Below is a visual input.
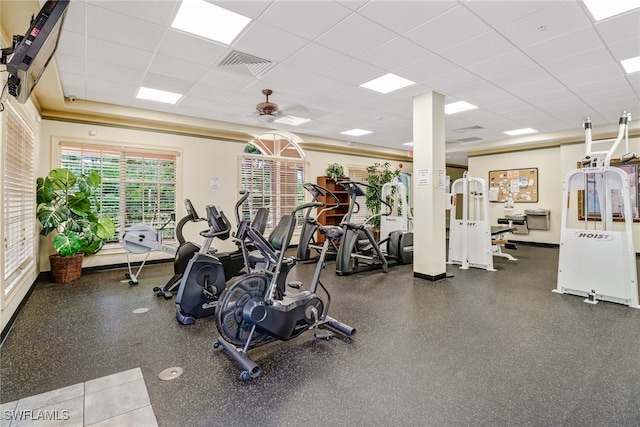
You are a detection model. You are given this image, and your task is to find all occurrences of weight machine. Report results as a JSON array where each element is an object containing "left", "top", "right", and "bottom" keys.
[
  {"left": 554, "top": 112, "right": 639, "bottom": 308},
  {"left": 448, "top": 173, "right": 517, "bottom": 271}
]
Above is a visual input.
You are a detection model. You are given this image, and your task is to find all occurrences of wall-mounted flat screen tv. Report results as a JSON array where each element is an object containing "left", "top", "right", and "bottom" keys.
[{"left": 7, "top": 0, "right": 70, "bottom": 104}]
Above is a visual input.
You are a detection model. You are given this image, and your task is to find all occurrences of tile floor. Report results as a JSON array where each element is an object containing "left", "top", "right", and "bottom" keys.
[{"left": 0, "top": 368, "right": 157, "bottom": 427}]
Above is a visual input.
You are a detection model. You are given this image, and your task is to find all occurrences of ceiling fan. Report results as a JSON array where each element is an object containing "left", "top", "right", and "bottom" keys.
[{"left": 256, "top": 89, "right": 279, "bottom": 123}]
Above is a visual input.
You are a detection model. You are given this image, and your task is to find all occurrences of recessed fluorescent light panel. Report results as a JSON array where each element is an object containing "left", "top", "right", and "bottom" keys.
[
  {"left": 136, "top": 87, "right": 182, "bottom": 104},
  {"left": 445, "top": 101, "right": 477, "bottom": 115},
  {"left": 621, "top": 56, "right": 640, "bottom": 74},
  {"left": 582, "top": 0, "right": 639, "bottom": 21},
  {"left": 172, "top": 0, "right": 251, "bottom": 45},
  {"left": 402, "top": 142, "right": 414, "bottom": 147},
  {"left": 274, "top": 115, "right": 311, "bottom": 126},
  {"left": 341, "top": 129, "right": 372, "bottom": 136},
  {"left": 360, "top": 73, "right": 415, "bottom": 94},
  {"left": 504, "top": 128, "right": 537, "bottom": 136}
]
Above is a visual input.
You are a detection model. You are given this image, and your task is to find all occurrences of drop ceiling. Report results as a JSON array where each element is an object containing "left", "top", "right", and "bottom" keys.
[{"left": 5, "top": 0, "right": 640, "bottom": 165}]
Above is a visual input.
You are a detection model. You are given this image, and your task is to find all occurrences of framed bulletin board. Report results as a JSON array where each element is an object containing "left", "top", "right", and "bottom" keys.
[{"left": 488, "top": 168, "right": 538, "bottom": 203}]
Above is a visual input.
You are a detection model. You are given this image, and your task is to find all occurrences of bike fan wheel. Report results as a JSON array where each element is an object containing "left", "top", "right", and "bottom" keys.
[{"left": 216, "top": 273, "right": 270, "bottom": 347}]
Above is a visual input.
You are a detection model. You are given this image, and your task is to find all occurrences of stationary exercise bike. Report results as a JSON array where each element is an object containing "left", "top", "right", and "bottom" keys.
[
  {"left": 174, "top": 192, "right": 274, "bottom": 325},
  {"left": 153, "top": 197, "right": 267, "bottom": 299},
  {"left": 296, "top": 182, "right": 341, "bottom": 262},
  {"left": 335, "top": 180, "right": 413, "bottom": 276},
  {"left": 214, "top": 201, "right": 356, "bottom": 381}
]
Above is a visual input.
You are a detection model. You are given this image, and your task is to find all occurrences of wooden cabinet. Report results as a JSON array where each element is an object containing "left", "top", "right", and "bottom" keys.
[{"left": 316, "top": 176, "right": 350, "bottom": 243}]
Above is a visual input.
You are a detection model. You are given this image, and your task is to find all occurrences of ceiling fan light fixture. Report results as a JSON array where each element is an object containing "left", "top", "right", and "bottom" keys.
[{"left": 259, "top": 114, "right": 277, "bottom": 123}]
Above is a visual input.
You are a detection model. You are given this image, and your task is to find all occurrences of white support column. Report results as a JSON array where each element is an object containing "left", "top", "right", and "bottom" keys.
[{"left": 412, "top": 91, "right": 447, "bottom": 281}]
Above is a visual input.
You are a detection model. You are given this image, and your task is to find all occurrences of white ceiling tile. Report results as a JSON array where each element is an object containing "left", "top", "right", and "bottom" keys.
[
  {"left": 464, "top": 0, "right": 561, "bottom": 28},
  {"left": 286, "top": 43, "right": 352, "bottom": 75},
  {"left": 466, "top": 50, "right": 538, "bottom": 80},
  {"left": 359, "top": 37, "right": 432, "bottom": 71},
  {"left": 156, "top": 29, "right": 229, "bottom": 68},
  {"left": 234, "top": 21, "right": 309, "bottom": 62},
  {"left": 198, "top": 69, "right": 258, "bottom": 92},
  {"left": 487, "top": 66, "right": 552, "bottom": 91},
  {"left": 147, "top": 53, "right": 209, "bottom": 82},
  {"left": 187, "top": 84, "right": 238, "bottom": 103},
  {"left": 508, "top": 78, "right": 568, "bottom": 99},
  {"left": 86, "top": 77, "right": 138, "bottom": 105},
  {"left": 497, "top": 1, "right": 592, "bottom": 48},
  {"left": 259, "top": 63, "right": 321, "bottom": 88},
  {"left": 86, "top": 4, "right": 166, "bottom": 52},
  {"left": 484, "top": 98, "right": 535, "bottom": 114},
  {"left": 394, "top": 55, "right": 458, "bottom": 84},
  {"left": 524, "top": 26, "right": 606, "bottom": 64},
  {"left": 259, "top": 1, "right": 352, "bottom": 40},
  {"left": 358, "top": 1, "right": 458, "bottom": 34},
  {"left": 56, "top": 30, "right": 85, "bottom": 57},
  {"left": 59, "top": 72, "right": 86, "bottom": 99},
  {"left": 456, "top": 87, "right": 516, "bottom": 108},
  {"left": 607, "top": 37, "right": 640, "bottom": 62},
  {"left": 595, "top": 8, "right": 640, "bottom": 45},
  {"left": 557, "top": 64, "right": 627, "bottom": 90},
  {"left": 141, "top": 72, "right": 195, "bottom": 95},
  {"left": 86, "top": 60, "right": 144, "bottom": 86},
  {"left": 56, "top": 54, "right": 86, "bottom": 77},
  {"left": 576, "top": 78, "right": 637, "bottom": 100},
  {"left": 439, "top": 31, "right": 515, "bottom": 68},
  {"left": 541, "top": 46, "right": 614, "bottom": 76},
  {"left": 426, "top": 69, "right": 486, "bottom": 94},
  {"left": 89, "top": 0, "right": 179, "bottom": 25},
  {"left": 314, "top": 13, "right": 397, "bottom": 57},
  {"left": 323, "top": 59, "right": 385, "bottom": 85},
  {"left": 62, "top": 0, "right": 86, "bottom": 34},
  {"left": 298, "top": 76, "right": 353, "bottom": 97},
  {"left": 86, "top": 37, "right": 154, "bottom": 71},
  {"left": 334, "top": 1, "right": 369, "bottom": 11},
  {"left": 213, "top": 1, "right": 274, "bottom": 19},
  {"left": 404, "top": 4, "right": 492, "bottom": 52}
]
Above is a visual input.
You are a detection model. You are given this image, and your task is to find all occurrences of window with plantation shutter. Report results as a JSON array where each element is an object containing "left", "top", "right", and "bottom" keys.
[
  {"left": 239, "top": 132, "right": 306, "bottom": 229},
  {"left": 59, "top": 144, "right": 177, "bottom": 242},
  {"left": 3, "top": 103, "right": 36, "bottom": 297}
]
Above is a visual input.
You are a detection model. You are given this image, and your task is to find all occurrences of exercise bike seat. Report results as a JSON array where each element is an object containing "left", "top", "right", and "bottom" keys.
[{"left": 248, "top": 215, "right": 295, "bottom": 266}]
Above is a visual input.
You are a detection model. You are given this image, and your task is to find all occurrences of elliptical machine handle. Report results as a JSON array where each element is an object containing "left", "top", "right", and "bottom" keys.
[{"left": 235, "top": 191, "right": 250, "bottom": 226}]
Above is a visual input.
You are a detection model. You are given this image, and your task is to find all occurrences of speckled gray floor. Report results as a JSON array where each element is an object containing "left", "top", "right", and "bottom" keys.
[{"left": 1, "top": 245, "right": 640, "bottom": 427}]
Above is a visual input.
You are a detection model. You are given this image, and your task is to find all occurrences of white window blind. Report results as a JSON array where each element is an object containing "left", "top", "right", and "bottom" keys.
[
  {"left": 239, "top": 154, "right": 306, "bottom": 229},
  {"left": 60, "top": 145, "right": 177, "bottom": 241},
  {"left": 3, "top": 104, "right": 36, "bottom": 296}
]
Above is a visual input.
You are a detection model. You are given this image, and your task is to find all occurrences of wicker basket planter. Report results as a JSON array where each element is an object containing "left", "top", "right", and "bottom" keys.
[{"left": 49, "top": 253, "right": 84, "bottom": 283}]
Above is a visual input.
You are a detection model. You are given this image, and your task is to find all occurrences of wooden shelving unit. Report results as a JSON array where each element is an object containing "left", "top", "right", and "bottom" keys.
[{"left": 316, "top": 176, "right": 350, "bottom": 243}]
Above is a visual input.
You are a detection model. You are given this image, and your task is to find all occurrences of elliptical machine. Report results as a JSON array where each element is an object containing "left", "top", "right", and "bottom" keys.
[
  {"left": 296, "top": 182, "right": 341, "bottom": 262},
  {"left": 335, "top": 180, "right": 413, "bottom": 276},
  {"left": 214, "top": 201, "right": 356, "bottom": 381}
]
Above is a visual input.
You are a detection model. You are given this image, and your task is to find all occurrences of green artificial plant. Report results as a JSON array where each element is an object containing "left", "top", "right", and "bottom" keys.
[
  {"left": 36, "top": 168, "right": 116, "bottom": 257},
  {"left": 325, "top": 163, "right": 345, "bottom": 181},
  {"left": 365, "top": 162, "right": 400, "bottom": 228}
]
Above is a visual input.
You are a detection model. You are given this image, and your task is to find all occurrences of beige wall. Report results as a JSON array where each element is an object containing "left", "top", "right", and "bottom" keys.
[
  {"left": 468, "top": 136, "right": 640, "bottom": 247},
  {"left": 37, "top": 119, "right": 412, "bottom": 272}
]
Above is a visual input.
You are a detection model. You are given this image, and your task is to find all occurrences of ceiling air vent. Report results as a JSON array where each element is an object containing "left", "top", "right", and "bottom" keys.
[
  {"left": 218, "top": 50, "right": 276, "bottom": 78},
  {"left": 454, "top": 125, "right": 485, "bottom": 133},
  {"left": 457, "top": 137, "right": 483, "bottom": 143}
]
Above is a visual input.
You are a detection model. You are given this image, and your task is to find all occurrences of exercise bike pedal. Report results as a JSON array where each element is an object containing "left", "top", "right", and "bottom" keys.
[
  {"left": 288, "top": 281, "right": 302, "bottom": 289},
  {"left": 314, "top": 328, "right": 334, "bottom": 340}
]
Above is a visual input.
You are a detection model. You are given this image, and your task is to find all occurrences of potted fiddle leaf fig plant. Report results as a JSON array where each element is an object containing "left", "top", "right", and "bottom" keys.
[{"left": 36, "top": 168, "right": 116, "bottom": 283}]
